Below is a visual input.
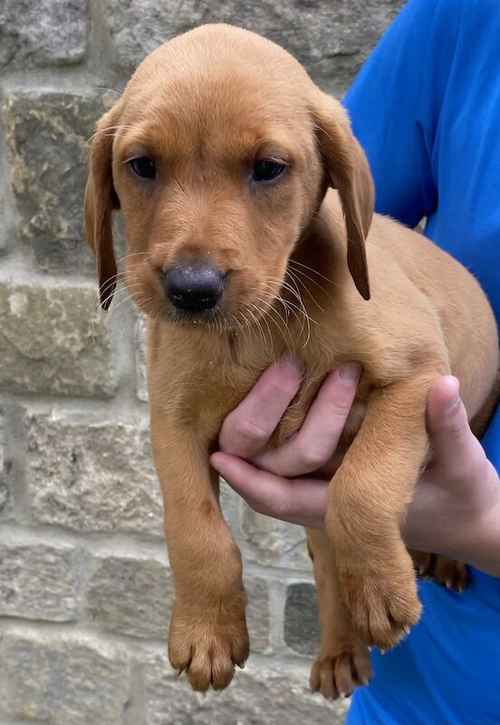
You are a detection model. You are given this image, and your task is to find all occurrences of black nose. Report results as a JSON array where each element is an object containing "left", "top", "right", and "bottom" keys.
[{"left": 163, "top": 263, "right": 225, "bottom": 311}]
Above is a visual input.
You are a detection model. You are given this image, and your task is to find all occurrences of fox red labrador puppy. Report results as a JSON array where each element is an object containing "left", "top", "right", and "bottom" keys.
[{"left": 85, "top": 24, "right": 499, "bottom": 697}]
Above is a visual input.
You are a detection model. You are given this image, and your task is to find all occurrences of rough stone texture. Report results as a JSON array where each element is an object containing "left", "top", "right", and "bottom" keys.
[
  {"left": 25, "top": 411, "right": 163, "bottom": 535},
  {"left": 144, "top": 655, "right": 349, "bottom": 725},
  {"left": 85, "top": 551, "right": 271, "bottom": 653},
  {"left": 2, "top": 89, "right": 102, "bottom": 273},
  {"left": 244, "top": 576, "right": 271, "bottom": 654},
  {"left": 0, "top": 278, "right": 118, "bottom": 398},
  {"left": 240, "top": 502, "right": 311, "bottom": 570},
  {"left": 0, "top": 537, "right": 81, "bottom": 622},
  {"left": 0, "top": 629, "right": 131, "bottom": 725},
  {"left": 135, "top": 315, "right": 148, "bottom": 403},
  {"left": 84, "top": 552, "right": 173, "bottom": 639},
  {"left": 0, "top": 409, "right": 8, "bottom": 514},
  {"left": 284, "top": 582, "right": 320, "bottom": 656},
  {"left": 106, "top": 0, "right": 404, "bottom": 93},
  {"left": 0, "top": 0, "right": 89, "bottom": 69}
]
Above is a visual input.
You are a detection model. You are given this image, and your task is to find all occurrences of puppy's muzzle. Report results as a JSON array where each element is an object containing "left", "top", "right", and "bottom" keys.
[{"left": 162, "top": 262, "right": 226, "bottom": 312}]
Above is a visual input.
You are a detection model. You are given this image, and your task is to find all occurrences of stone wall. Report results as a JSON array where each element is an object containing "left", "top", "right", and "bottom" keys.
[{"left": 0, "top": 2, "right": 404, "bottom": 723}]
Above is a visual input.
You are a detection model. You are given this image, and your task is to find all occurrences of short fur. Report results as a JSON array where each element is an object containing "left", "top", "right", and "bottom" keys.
[{"left": 85, "top": 25, "right": 499, "bottom": 697}]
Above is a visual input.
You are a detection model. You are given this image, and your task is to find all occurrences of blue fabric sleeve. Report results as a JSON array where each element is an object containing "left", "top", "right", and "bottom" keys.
[
  {"left": 344, "top": 0, "right": 499, "bottom": 474},
  {"left": 483, "top": 406, "right": 500, "bottom": 474},
  {"left": 343, "top": 0, "right": 463, "bottom": 227}
]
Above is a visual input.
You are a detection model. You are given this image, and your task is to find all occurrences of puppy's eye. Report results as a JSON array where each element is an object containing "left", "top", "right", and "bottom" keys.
[
  {"left": 129, "top": 156, "right": 156, "bottom": 180},
  {"left": 252, "top": 158, "right": 287, "bottom": 183}
]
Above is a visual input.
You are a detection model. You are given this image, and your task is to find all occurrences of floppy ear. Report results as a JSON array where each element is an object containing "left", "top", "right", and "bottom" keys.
[
  {"left": 311, "top": 91, "right": 374, "bottom": 300},
  {"left": 84, "top": 108, "right": 121, "bottom": 310}
]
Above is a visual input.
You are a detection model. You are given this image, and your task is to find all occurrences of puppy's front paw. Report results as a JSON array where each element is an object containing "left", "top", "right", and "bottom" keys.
[
  {"left": 310, "top": 643, "right": 372, "bottom": 700},
  {"left": 168, "top": 598, "right": 249, "bottom": 692},
  {"left": 338, "top": 552, "right": 421, "bottom": 651}
]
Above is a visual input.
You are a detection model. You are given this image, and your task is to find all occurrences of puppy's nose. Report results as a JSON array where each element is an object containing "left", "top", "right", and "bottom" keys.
[{"left": 163, "top": 263, "right": 225, "bottom": 311}]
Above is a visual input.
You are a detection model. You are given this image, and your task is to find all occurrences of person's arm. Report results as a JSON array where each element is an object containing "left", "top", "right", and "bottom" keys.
[{"left": 211, "top": 363, "right": 500, "bottom": 577}]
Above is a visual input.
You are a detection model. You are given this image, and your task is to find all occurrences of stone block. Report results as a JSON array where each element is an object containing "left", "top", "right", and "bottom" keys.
[
  {"left": 0, "top": 278, "right": 118, "bottom": 398},
  {"left": 25, "top": 411, "right": 163, "bottom": 535},
  {"left": 2, "top": 89, "right": 103, "bottom": 273},
  {"left": 84, "top": 551, "right": 173, "bottom": 639},
  {"left": 284, "top": 581, "right": 320, "bottom": 656},
  {"left": 0, "top": 408, "right": 8, "bottom": 515},
  {"left": 144, "top": 654, "right": 348, "bottom": 724},
  {"left": 135, "top": 315, "right": 148, "bottom": 403},
  {"left": 0, "top": 629, "right": 131, "bottom": 725},
  {"left": 0, "top": 0, "right": 89, "bottom": 69},
  {"left": 0, "top": 535, "right": 80, "bottom": 621},
  {"left": 245, "top": 576, "right": 271, "bottom": 654},
  {"left": 240, "top": 501, "right": 311, "bottom": 570},
  {"left": 106, "top": 0, "right": 405, "bottom": 92}
]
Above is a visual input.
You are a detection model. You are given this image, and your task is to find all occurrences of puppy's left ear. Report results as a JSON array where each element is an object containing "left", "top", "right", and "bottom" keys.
[{"left": 311, "top": 91, "right": 374, "bottom": 300}]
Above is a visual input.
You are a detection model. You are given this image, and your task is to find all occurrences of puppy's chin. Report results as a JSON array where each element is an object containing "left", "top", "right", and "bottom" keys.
[{"left": 166, "top": 306, "right": 224, "bottom": 328}]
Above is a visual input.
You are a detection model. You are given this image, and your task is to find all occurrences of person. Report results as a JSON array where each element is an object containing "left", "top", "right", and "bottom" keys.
[{"left": 210, "top": 0, "right": 500, "bottom": 722}]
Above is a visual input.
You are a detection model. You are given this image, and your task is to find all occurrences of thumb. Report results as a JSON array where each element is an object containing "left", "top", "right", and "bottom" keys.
[{"left": 426, "top": 375, "right": 476, "bottom": 475}]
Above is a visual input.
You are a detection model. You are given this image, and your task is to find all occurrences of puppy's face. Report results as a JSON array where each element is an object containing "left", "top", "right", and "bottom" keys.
[{"left": 85, "top": 25, "right": 373, "bottom": 327}]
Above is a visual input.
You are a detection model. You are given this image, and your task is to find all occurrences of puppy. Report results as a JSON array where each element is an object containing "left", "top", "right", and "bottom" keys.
[{"left": 85, "top": 25, "right": 499, "bottom": 698}]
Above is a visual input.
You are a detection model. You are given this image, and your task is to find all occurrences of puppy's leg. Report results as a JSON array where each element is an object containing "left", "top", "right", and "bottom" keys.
[
  {"left": 151, "top": 415, "right": 249, "bottom": 692},
  {"left": 327, "top": 375, "right": 439, "bottom": 651},
  {"left": 307, "top": 528, "right": 372, "bottom": 700}
]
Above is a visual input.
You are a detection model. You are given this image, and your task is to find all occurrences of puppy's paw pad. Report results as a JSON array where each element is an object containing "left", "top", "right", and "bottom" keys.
[{"left": 310, "top": 646, "right": 372, "bottom": 700}]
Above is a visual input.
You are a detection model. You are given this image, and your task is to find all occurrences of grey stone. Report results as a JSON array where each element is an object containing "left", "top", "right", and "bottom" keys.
[
  {"left": 0, "top": 0, "right": 89, "bottom": 69},
  {"left": 106, "top": 0, "right": 404, "bottom": 93},
  {"left": 0, "top": 628, "right": 131, "bottom": 725},
  {"left": 25, "top": 411, "right": 163, "bottom": 536},
  {"left": 135, "top": 315, "right": 148, "bottom": 403},
  {"left": 0, "top": 278, "right": 118, "bottom": 398},
  {"left": 144, "top": 654, "right": 349, "bottom": 724},
  {"left": 244, "top": 576, "right": 271, "bottom": 654},
  {"left": 0, "top": 409, "right": 7, "bottom": 514},
  {"left": 240, "top": 502, "right": 311, "bottom": 570},
  {"left": 85, "top": 551, "right": 173, "bottom": 639},
  {"left": 284, "top": 582, "right": 320, "bottom": 656},
  {"left": 0, "top": 537, "right": 80, "bottom": 621},
  {"left": 2, "top": 89, "right": 103, "bottom": 274}
]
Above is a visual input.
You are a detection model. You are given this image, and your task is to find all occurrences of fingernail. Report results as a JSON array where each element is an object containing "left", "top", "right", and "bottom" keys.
[
  {"left": 337, "top": 363, "right": 361, "bottom": 381},
  {"left": 445, "top": 376, "right": 460, "bottom": 411}
]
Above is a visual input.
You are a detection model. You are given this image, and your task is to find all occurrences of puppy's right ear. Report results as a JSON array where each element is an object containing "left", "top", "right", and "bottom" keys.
[{"left": 84, "top": 108, "right": 121, "bottom": 310}]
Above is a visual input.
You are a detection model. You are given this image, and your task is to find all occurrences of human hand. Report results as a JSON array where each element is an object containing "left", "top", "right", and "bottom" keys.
[
  {"left": 210, "top": 361, "right": 500, "bottom": 574},
  {"left": 210, "top": 358, "right": 361, "bottom": 529}
]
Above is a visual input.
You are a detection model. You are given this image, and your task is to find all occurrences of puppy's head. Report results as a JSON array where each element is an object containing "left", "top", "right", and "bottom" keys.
[{"left": 85, "top": 24, "right": 373, "bottom": 326}]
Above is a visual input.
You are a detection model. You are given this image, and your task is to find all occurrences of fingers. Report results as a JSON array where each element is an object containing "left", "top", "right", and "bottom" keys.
[
  {"left": 219, "top": 358, "right": 302, "bottom": 458},
  {"left": 252, "top": 364, "right": 360, "bottom": 477},
  {"left": 210, "top": 452, "right": 328, "bottom": 528},
  {"left": 426, "top": 375, "right": 485, "bottom": 479}
]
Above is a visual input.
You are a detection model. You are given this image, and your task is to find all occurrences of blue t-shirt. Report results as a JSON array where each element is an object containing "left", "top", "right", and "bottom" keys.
[{"left": 343, "top": 1, "right": 500, "bottom": 723}]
